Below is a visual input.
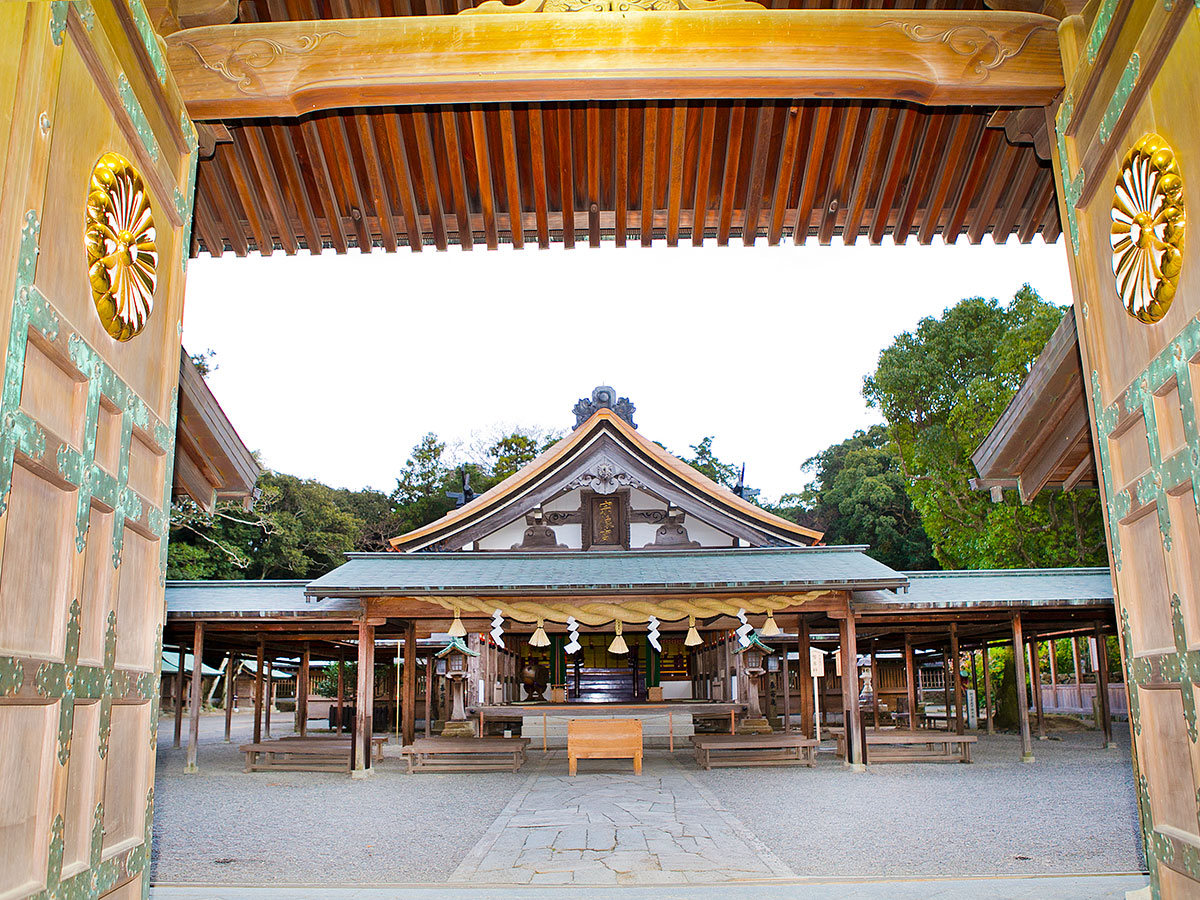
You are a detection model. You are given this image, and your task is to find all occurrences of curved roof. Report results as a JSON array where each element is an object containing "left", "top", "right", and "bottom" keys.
[{"left": 390, "top": 408, "right": 822, "bottom": 551}]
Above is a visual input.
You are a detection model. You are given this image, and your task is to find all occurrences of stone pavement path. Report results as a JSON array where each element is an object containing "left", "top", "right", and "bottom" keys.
[{"left": 449, "top": 752, "right": 791, "bottom": 884}]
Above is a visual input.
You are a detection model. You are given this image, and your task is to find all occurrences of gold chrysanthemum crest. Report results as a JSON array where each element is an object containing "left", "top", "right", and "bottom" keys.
[
  {"left": 85, "top": 152, "right": 158, "bottom": 341},
  {"left": 1110, "top": 133, "right": 1185, "bottom": 324}
]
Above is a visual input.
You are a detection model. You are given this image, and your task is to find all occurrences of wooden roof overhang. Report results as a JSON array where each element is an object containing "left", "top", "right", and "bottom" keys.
[
  {"left": 970, "top": 310, "right": 1097, "bottom": 503},
  {"left": 158, "top": 0, "right": 1068, "bottom": 254}
]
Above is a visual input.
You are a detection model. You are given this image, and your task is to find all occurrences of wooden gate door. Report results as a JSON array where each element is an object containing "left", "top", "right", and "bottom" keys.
[
  {"left": 1052, "top": 3, "right": 1200, "bottom": 896},
  {"left": 0, "top": 4, "right": 195, "bottom": 898}
]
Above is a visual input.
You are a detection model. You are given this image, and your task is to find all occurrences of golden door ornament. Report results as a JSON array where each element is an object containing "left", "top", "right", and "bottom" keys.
[
  {"left": 85, "top": 152, "right": 158, "bottom": 341},
  {"left": 1110, "top": 133, "right": 1185, "bottom": 324}
]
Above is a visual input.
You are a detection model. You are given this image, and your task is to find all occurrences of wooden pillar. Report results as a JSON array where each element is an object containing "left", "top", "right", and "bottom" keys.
[
  {"left": 425, "top": 651, "right": 434, "bottom": 737},
  {"left": 904, "top": 635, "right": 917, "bottom": 731},
  {"left": 870, "top": 643, "right": 880, "bottom": 731},
  {"left": 264, "top": 652, "right": 273, "bottom": 739},
  {"left": 253, "top": 638, "right": 264, "bottom": 745},
  {"left": 1030, "top": 640, "right": 1045, "bottom": 740},
  {"left": 336, "top": 649, "right": 345, "bottom": 735},
  {"left": 781, "top": 636, "right": 791, "bottom": 731},
  {"left": 223, "top": 653, "right": 236, "bottom": 743},
  {"left": 298, "top": 642, "right": 311, "bottom": 737},
  {"left": 950, "top": 624, "right": 963, "bottom": 735},
  {"left": 983, "top": 644, "right": 994, "bottom": 735},
  {"left": 355, "top": 619, "right": 376, "bottom": 775},
  {"left": 970, "top": 648, "right": 979, "bottom": 727},
  {"left": 1048, "top": 639, "right": 1059, "bottom": 709},
  {"left": 185, "top": 621, "right": 205, "bottom": 774},
  {"left": 839, "top": 609, "right": 863, "bottom": 770},
  {"left": 1071, "top": 636, "right": 1083, "bottom": 708},
  {"left": 798, "top": 617, "right": 814, "bottom": 738},
  {"left": 1012, "top": 614, "right": 1034, "bottom": 763},
  {"left": 402, "top": 620, "right": 417, "bottom": 746},
  {"left": 173, "top": 645, "right": 185, "bottom": 749},
  {"left": 941, "top": 650, "right": 952, "bottom": 730},
  {"left": 1094, "top": 623, "right": 1114, "bottom": 749}
]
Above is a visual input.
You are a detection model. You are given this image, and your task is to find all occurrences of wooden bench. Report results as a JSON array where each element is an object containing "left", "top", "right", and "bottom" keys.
[
  {"left": 240, "top": 739, "right": 353, "bottom": 773},
  {"left": 568, "top": 718, "right": 642, "bottom": 775},
  {"left": 832, "top": 729, "right": 977, "bottom": 763},
  {"left": 276, "top": 734, "right": 387, "bottom": 763},
  {"left": 690, "top": 732, "right": 818, "bottom": 770},
  {"left": 401, "top": 736, "right": 530, "bottom": 774}
]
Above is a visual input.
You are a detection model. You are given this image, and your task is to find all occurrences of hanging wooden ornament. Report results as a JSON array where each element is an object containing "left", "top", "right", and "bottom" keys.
[
  {"left": 684, "top": 615, "right": 702, "bottom": 647},
  {"left": 530, "top": 618, "right": 550, "bottom": 647},
  {"left": 609, "top": 620, "right": 629, "bottom": 655}
]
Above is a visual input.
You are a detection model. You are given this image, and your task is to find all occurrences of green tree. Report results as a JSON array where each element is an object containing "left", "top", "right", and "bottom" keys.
[
  {"left": 862, "top": 286, "right": 1106, "bottom": 568},
  {"left": 796, "top": 425, "right": 937, "bottom": 570},
  {"left": 682, "top": 436, "right": 740, "bottom": 490},
  {"left": 487, "top": 429, "right": 560, "bottom": 480}
]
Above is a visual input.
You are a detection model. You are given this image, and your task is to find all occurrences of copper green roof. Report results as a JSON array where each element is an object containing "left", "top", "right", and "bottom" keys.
[
  {"left": 306, "top": 546, "right": 906, "bottom": 598},
  {"left": 435, "top": 637, "right": 479, "bottom": 658}
]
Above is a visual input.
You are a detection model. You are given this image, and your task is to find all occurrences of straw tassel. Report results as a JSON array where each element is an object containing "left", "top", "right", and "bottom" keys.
[
  {"left": 684, "top": 615, "right": 702, "bottom": 647},
  {"left": 608, "top": 620, "right": 629, "bottom": 655},
  {"left": 530, "top": 618, "right": 550, "bottom": 648},
  {"left": 760, "top": 610, "right": 781, "bottom": 637},
  {"left": 448, "top": 608, "right": 466, "bottom": 638}
]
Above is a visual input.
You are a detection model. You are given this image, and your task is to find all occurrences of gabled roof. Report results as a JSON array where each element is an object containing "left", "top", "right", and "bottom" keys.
[
  {"left": 389, "top": 408, "right": 822, "bottom": 551},
  {"left": 308, "top": 546, "right": 903, "bottom": 597}
]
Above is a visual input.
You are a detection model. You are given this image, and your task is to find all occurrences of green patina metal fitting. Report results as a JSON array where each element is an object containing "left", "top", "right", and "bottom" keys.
[
  {"left": 1055, "top": 112, "right": 1084, "bottom": 255},
  {"left": 72, "top": 1, "right": 95, "bottom": 30},
  {"left": 1086, "top": 0, "right": 1119, "bottom": 63},
  {"left": 118, "top": 73, "right": 160, "bottom": 163},
  {"left": 1099, "top": 54, "right": 1140, "bottom": 146},
  {"left": 0, "top": 656, "right": 23, "bottom": 695},
  {"left": 49, "top": 3, "right": 69, "bottom": 44},
  {"left": 129, "top": 0, "right": 166, "bottom": 84},
  {"left": 47, "top": 814, "right": 65, "bottom": 886},
  {"left": 180, "top": 146, "right": 199, "bottom": 271}
]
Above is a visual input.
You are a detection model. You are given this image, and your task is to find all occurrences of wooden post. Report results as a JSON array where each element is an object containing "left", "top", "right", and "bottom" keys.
[
  {"left": 1030, "top": 640, "right": 1045, "bottom": 740},
  {"left": 970, "top": 648, "right": 979, "bottom": 726},
  {"left": 1094, "top": 623, "right": 1114, "bottom": 749},
  {"left": 941, "top": 649, "right": 952, "bottom": 731},
  {"left": 185, "top": 621, "right": 205, "bottom": 774},
  {"left": 298, "top": 642, "right": 311, "bottom": 737},
  {"left": 264, "top": 652, "right": 273, "bottom": 739},
  {"left": 950, "top": 624, "right": 963, "bottom": 735},
  {"left": 870, "top": 643, "right": 880, "bottom": 731},
  {"left": 904, "top": 634, "right": 917, "bottom": 731},
  {"left": 224, "top": 653, "right": 235, "bottom": 743},
  {"left": 798, "top": 617, "right": 814, "bottom": 738},
  {"left": 425, "top": 650, "right": 434, "bottom": 737},
  {"left": 1012, "top": 614, "right": 1034, "bottom": 763},
  {"left": 1072, "top": 636, "right": 1083, "bottom": 709},
  {"left": 782, "top": 635, "right": 791, "bottom": 732},
  {"left": 1047, "top": 639, "right": 1058, "bottom": 709},
  {"left": 173, "top": 644, "right": 185, "bottom": 749},
  {"left": 354, "top": 619, "right": 376, "bottom": 776},
  {"left": 253, "top": 639, "right": 264, "bottom": 745},
  {"left": 403, "top": 620, "right": 417, "bottom": 746},
  {"left": 983, "top": 644, "right": 994, "bottom": 734},
  {"left": 839, "top": 609, "right": 864, "bottom": 770},
  {"left": 336, "top": 649, "right": 344, "bottom": 735}
]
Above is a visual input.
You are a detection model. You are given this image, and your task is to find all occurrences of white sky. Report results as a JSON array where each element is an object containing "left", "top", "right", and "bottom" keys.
[{"left": 181, "top": 237, "right": 1072, "bottom": 504}]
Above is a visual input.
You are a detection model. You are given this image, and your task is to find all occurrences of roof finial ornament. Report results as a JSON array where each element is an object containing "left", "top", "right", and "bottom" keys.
[{"left": 572, "top": 385, "right": 637, "bottom": 429}]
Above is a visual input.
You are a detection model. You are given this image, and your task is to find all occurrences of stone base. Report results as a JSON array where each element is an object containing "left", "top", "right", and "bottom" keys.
[
  {"left": 1020, "top": 752, "right": 1036, "bottom": 764},
  {"left": 736, "top": 717, "right": 773, "bottom": 735},
  {"left": 351, "top": 766, "right": 375, "bottom": 779},
  {"left": 441, "top": 720, "right": 476, "bottom": 738}
]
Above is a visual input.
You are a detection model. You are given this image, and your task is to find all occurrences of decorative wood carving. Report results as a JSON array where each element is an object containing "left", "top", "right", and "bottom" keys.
[
  {"left": 566, "top": 455, "right": 644, "bottom": 495},
  {"left": 463, "top": 0, "right": 763, "bottom": 14},
  {"left": 573, "top": 386, "right": 636, "bottom": 428},
  {"left": 510, "top": 524, "right": 568, "bottom": 550},
  {"left": 1110, "top": 133, "right": 1185, "bottom": 324},
  {"left": 876, "top": 19, "right": 1056, "bottom": 80},
  {"left": 987, "top": 106, "right": 1051, "bottom": 160},
  {"left": 172, "top": 29, "right": 345, "bottom": 94}
]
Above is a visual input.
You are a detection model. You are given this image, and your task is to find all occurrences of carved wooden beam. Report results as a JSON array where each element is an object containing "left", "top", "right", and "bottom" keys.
[{"left": 165, "top": 11, "right": 1064, "bottom": 119}]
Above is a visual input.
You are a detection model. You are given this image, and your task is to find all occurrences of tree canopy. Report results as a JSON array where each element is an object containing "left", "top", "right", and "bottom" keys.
[{"left": 862, "top": 285, "right": 1106, "bottom": 569}]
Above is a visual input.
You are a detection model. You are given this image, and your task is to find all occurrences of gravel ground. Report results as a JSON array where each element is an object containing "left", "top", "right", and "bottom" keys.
[
  {"left": 152, "top": 714, "right": 1144, "bottom": 884},
  {"left": 150, "top": 713, "right": 528, "bottom": 884},
  {"left": 701, "top": 724, "right": 1145, "bottom": 878}
]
